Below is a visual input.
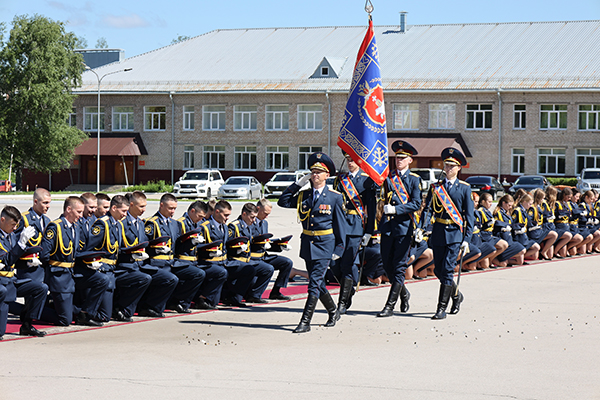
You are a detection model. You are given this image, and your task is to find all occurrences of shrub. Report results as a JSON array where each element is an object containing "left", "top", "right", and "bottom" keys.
[
  {"left": 125, "top": 180, "right": 173, "bottom": 193},
  {"left": 547, "top": 177, "right": 577, "bottom": 187}
]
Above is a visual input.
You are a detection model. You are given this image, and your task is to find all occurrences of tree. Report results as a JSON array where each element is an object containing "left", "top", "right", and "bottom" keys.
[
  {"left": 171, "top": 35, "right": 191, "bottom": 44},
  {"left": 74, "top": 35, "right": 88, "bottom": 49},
  {"left": 96, "top": 37, "right": 108, "bottom": 48},
  {"left": 0, "top": 15, "right": 87, "bottom": 186}
]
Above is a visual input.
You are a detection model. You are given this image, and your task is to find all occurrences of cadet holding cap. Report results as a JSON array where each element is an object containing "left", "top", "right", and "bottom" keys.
[
  {"left": 424, "top": 147, "right": 474, "bottom": 320},
  {"left": 278, "top": 151, "right": 346, "bottom": 333}
]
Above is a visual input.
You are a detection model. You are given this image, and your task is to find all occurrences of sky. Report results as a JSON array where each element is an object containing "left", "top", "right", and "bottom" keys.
[{"left": 1, "top": 0, "right": 600, "bottom": 58}]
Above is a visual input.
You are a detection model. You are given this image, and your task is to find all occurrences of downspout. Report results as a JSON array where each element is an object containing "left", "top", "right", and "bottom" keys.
[
  {"left": 497, "top": 89, "right": 502, "bottom": 181},
  {"left": 326, "top": 90, "right": 331, "bottom": 155},
  {"left": 170, "top": 92, "right": 175, "bottom": 184}
]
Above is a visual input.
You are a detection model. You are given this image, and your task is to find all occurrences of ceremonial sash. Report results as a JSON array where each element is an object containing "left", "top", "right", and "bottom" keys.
[
  {"left": 389, "top": 171, "right": 416, "bottom": 226},
  {"left": 433, "top": 183, "right": 464, "bottom": 232},
  {"left": 339, "top": 174, "right": 366, "bottom": 226}
]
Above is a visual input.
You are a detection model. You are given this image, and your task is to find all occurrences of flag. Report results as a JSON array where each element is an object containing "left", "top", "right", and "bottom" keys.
[{"left": 337, "top": 18, "right": 388, "bottom": 186}]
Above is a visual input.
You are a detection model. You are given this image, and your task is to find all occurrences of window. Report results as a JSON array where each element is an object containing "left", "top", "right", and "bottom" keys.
[
  {"left": 298, "top": 146, "right": 323, "bottom": 169},
  {"left": 321, "top": 66, "right": 329, "bottom": 76},
  {"left": 576, "top": 149, "right": 600, "bottom": 173},
  {"left": 466, "top": 104, "right": 492, "bottom": 130},
  {"left": 202, "top": 145, "right": 225, "bottom": 169},
  {"left": 83, "top": 107, "right": 105, "bottom": 131},
  {"left": 68, "top": 107, "right": 77, "bottom": 127},
  {"left": 298, "top": 105, "right": 323, "bottom": 131},
  {"left": 234, "top": 146, "right": 257, "bottom": 170},
  {"left": 234, "top": 105, "right": 257, "bottom": 131},
  {"left": 112, "top": 106, "right": 134, "bottom": 131},
  {"left": 513, "top": 105, "right": 526, "bottom": 129},
  {"left": 538, "top": 148, "right": 565, "bottom": 175},
  {"left": 183, "top": 106, "right": 194, "bottom": 131},
  {"left": 540, "top": 105, "right": 567, "bottom": 130},
  {"left": 266, "top": 146, "right": 289, "bottom": 171},
  {"left": 393, "top": 103, "right": 419, "bottom": 130},
  {"left": 202, "top": 105, "right": 226, "bottom": 131},
  {"left": 183, "top": 145, "right": 195, "bottom": 170},
  {"left": 266, "top": 105, "right": 289, "bottom": 131},
  {"left": 144, "top": 106, "right": 166, "bottom": 131},
  {"left": 512, "top": 148, "right": 525, "bottom": 174},
  {"left": 578, "top": 105, "right": 600, "bottom": 131},
  {"left": 429, "top": 104, "right": 455, "bottom": 129}
]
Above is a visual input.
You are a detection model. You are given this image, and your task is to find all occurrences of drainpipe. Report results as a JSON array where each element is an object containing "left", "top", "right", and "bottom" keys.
[
  {"left": 170, "top": 92, "right": 175, "bottom": 184},
  {"left": 326, "top": 91, "right": 331, "bottom": 155},
  {"left": 497, "top": 89, "right": 502, "bottom": 181}
]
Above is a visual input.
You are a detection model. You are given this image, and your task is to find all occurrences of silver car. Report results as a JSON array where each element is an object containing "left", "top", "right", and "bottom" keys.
[{"left": 217, "top": 176, "right": 263, "bottom": 200}]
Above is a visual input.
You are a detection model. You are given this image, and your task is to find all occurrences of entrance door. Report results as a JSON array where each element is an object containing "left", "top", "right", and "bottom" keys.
[
  {"left": 114, "top": 160, "right": 134, "bottom": 185},
  {"left": 87, "top": 160, "right": 106, "bottom": 184}
]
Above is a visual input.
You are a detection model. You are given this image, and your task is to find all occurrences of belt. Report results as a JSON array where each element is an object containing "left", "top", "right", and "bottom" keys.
[
  {"left": 303, "top": 229, "right": 333, "bottom": 236},
  {"left": 232, "top": 256, "right": 250, "bottom": 262},
  {"left": 200, "top": 255, "right": 227, "bottom": 262},
  {"left": 435, "top": 218, "right": 455, "bottom": 225},
  {"left": 347, "top": 210, "right": 360, "bottom": 215},
  {"left": 250, "top": 252, "right": 264, "bottom": 259},
  {"left": 49, "top": 260, "right": 74, "bottom": 268},
  {"left": 570, "top": 221, "right": 578, "bottom": 225},
  {"left": 152, "top": 255, "right": 174, "bottom": 260},
  {"left": 529, "top": 226, "right": 541, "bottom": 231},
  {"left": 101, "top": 258, "right": 117, "bottom": 265},
  {"left": 176, "top": 255, "right": 196, "bottom": 261}
]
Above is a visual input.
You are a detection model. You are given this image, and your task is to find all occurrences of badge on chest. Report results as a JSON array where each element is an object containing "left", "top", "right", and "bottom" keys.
[{"left": 319, "top": 204, "right": 331, "bottom": 215}]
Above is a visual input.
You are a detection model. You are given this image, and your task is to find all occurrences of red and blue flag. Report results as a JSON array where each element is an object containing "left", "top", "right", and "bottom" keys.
[{"left": 337, "top": 18, "right": 388, "bottom": 186}]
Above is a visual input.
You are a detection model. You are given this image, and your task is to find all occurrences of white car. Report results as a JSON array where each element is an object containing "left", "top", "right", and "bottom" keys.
[
  {"left": 411, "top": 168, "right": 443, "bottom": 192},
  {"left": 217, "top": 176, "right": 263, "bottom": 200},
  {"left": 264, "top": 171, "right": 310, "bottom": 197},
  {"left": 577, "top": 168, "right": 600, "bottom": 191},
  {"left": 173, "top": 169, "right": 224, "bottom": 199}
]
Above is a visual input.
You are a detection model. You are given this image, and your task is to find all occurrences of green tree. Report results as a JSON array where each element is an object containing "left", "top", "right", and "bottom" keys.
[
  {"left": 0, "top": 15, "right": 86, "bottom": 186},
  {"left": 96, "top": 37, "right": 108, "bottom": 48},
  {"left": 171, "top": 35, "right": 191, "bottom": 44},
  {"left": 74, "top": 35, "right": 88, "bottom": 49}
]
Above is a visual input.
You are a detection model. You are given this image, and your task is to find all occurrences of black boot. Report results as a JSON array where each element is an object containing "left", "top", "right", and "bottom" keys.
[
  {"left": 400, "top": 284, "right": 410, "bottom": 312},
  {"left": 377, "top": 282, "right": 401, "bottom": 317},
  {"left": 449, "top": 282, "right": 464, "bottom": 314},
  {"left": 337, "top": 276, "right": 354, "bottom": 315},
  {"left": 431, "top": 284, "right": 453, "bottom": 320},
  {"left": 320, "top": 292, "right": 340, "bottom": 327},
  {"left": 293, "top": 294, "right": 318, "bottom": 333}
]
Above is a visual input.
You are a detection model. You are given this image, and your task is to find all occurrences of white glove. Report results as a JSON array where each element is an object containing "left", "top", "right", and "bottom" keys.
[
  {"left": 18, "top": 226, "right": 37, "bottom": 248},
  {"left": 132, "top": 252, "right": 149, "bottom": 261},
  {"left": 214, "top": 249, "right": 223, "bottom": 257},
  {"left": 240, "top": 243, "right": 248, "bottom": 252},
  {"left": 27, "top": 257, "right": 42, "bottom": 268},
  {"left": 515, "top": 228, "right": 526, "bottom": 235},
  {"left": 595, "top": 218, "right": 599, "bottom": 225},
  {"left": 88, "top": 261, "right": 102, "bottom": 270},
  {"left": 361, "top": 233, "right": 372, "bottom": 246},
  {"left": 501, "top": 225, "right": 512, "bottom": 232},
  {"left": 156, "top": 246, "right": 171, "bottom": 254},
  {"left": 548, "top": 216, "right": 555, "bottom": 222},
  {"left": 191, "top": 236, "right": 205, "bottom": 245},
  {"left": 581, "top": 210, "right": 588, "bottom": 216},
  {"left": 296, "top": 174, "right": 311, "bottom": 187},
  {"left": 0, "top": 262, "right": 5, "bottom": 269},
  {"left": 264, "top": 242, "right": 271, "bottom": 250},
  {"left": 460, "top": 241, "right": 469, "bottom": 254},
  {"left": 384, "top": 204, "right": 396, "bottom": 215},
  {"left": 282, "top": 244, "right": 291, "bottom": 251},
  {"left": 331, "top": 254, "right": 340, "bottom": 261},
  {"left": 414, "top": 228, "right": 424, "bottom": 243}
]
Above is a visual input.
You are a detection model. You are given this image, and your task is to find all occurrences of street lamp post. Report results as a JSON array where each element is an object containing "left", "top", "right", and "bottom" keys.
[{"left": 84, "top": 66, "right": 132, "bottom": 192}]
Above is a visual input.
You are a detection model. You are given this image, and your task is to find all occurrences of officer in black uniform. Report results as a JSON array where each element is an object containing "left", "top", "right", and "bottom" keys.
[
  {"left": 377, "top": 141, "right": 422, "bottom": 317},
  {"left": 278, "top": 152, "right": 346, "bottom": 333},
  {"left": 333, "top": 150, "right": 377, "bottom": 314},
  {"left": 424, "top": 147, "right": 474, "bottom": 320}
]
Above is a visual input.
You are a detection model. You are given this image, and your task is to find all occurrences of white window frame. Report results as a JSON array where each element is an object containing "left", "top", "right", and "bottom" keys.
[
  {"left": 183, "top": 145, "right": 195, "bottom": 170},
  {"left": 298, "top": 146, "right": 323, "bottom": 170},
  {"left": 202, "top": 145, "right": 226, "bottom": 169},
  {"left": 393, "top": 103, "right": 419, "bottom": 130},
  {"left": 576, "top": 148, "right": 600, "bottom": 173},
  {"left": 144, "top": 106, "right": 166, "bottom": 131},
  {"left": 265, "top": 105, "right": 289, "bottom": 131},
  {"left": 428, "top": 104, "right": 455, "bottom": 129},
  {"left": 68, "top": 107, "right": 77, "bottom": 127},
  {"left": 321, "top": 66, "right": 329, "bottom": 76},
  {"left": 578, "top": 105, "right": 600, "bottom": 131},
  {"left": 298, "top": 104, "right": 323, "bottom": 131},
  {"left": 234, "top": 105, "right": 257, "bottom": 131},
  {"left": 266, "top": 146, "right": 289, "bottom": 171},
  {"left": 466, "top": 104, "right": 492, "bottom": 130},
  {"left": 234, "top": 146, "right": 257, "bottom": 170},
  {"left": 511, "top": 148, "right": 525, "bottom": 175},
  {"left": 537, "top": 148, "right": 566, "bottom": 175},
  {"left": 83, "top": 106, "right": 105, "bottom": 131},
  {"left": 202, "top": 105, "right": 226, "bottom": 131},
  {"left": 513, "top": 104, "right": 526, "bottom": 130},
  {"left": 112, "top": 106, "right": 134, "bottom": 131},
  {"left": 540, "top": 104, "right": 567, "bottom": 130},
  {"left": 183, "top": 106, "right": 195, "bottom": 131}
]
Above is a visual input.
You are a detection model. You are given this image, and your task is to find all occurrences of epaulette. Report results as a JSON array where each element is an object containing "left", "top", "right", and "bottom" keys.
[
  {"left": 329, "top": 188, "right": 341, "bottom": 194},
  {"left": 99, "top": 215, "right": 110, "bottom": 221},
  {"left": 147, "top": 215, "right": 159, "bottom": 222},
  {"left": 22, "top": 211, "right": 30, "bottom": 217},
  {"left": 360, "top": 173, "right": 369, "bottom": 177},
  {"left": 409, "top": 172, "right": 420, "bottom": 178},
  {"left": 52, "top": 218, "right": 62, "bottom": 225},
  {"left": 229, "top": 220, "right": 240, "bottom": 226},
  {"left": 458, "top": 180, "right": 470, "bottom": 186}
]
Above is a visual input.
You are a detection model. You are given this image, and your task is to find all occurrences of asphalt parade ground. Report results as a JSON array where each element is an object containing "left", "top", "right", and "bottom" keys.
[{"left": 0, "top": 194, "right": 599, "bottom": 399}]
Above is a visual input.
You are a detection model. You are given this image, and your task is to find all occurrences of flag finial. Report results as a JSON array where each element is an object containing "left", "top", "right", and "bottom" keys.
[{"left": 364, "top": 0, "right": 374, "bottom": 15}]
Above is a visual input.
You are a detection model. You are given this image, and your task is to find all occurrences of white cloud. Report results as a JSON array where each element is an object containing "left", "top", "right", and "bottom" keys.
[{"left": 102, "top": 13, "right": 150, "bottom": 29}]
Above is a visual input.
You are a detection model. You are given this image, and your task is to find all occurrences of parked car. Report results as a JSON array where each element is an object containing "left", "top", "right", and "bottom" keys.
[
  {"left": 326, "top": 176, "right": 336, "bottom": 191},
  {"left": 173, "top": 169, "right": 224, "bottom": 199},
  {"left": 508, "top": 175, "right": 550, "bottom": 195},
  {"left": 264, "top": 171, "right": 310, "bottom": 197},
  {"left": 217, "top": 176, "right": 262, "bottom": 200},
  {"left": 0, "top": 180, "right": 15, "bottom": 192},
  {"left": 465, "top": 176, "right": 505, "bottom": 200},
  {"left": 576, "top": 168, "right": 600, "bottom": 191},
  {"left": 411, "top": 168, "right": 443, "bottom": 192}
]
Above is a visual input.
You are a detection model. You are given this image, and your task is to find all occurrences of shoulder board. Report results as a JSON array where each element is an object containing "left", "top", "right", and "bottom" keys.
[
  {"left": 99, "top": 215, "right": 110, "bottom": 221},
  {"left": 200, "top": 220, "right": 210, "bottom": 227},
  {"left": 458, "top": 180, "right": 470, "bottom": 186},
  {"left": 147, "top": 216, "right": 159, "bottom": 222},
  {"left": 360, "top": 173, "right": 369, "bottom": 177},
  {"left": 229, "top": 220, "right": 240, "bottom": 226},
  {"left": 52, "top": 218, "right": 63, "bottom": 225},
  {"left": 329, "top": 189, "right": 341, "bottom": 194},
  {"left": 409, "top": 172, "right": 420, "bottom": 178},
  {"left": 176, "top": 216, "right": 185, "bottom": 222},
  {"left": 22, "top": 211, "right": 30, "bottom": 217}
]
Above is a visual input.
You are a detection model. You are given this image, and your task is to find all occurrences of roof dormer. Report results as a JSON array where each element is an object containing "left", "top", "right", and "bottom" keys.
[{"left": 310, "top": 56, "right": 348, "bottom": 79}]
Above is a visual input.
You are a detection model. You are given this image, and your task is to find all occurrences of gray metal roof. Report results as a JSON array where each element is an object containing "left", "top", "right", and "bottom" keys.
[{"left": 76, "top": 20, "right": 600, "bottom": 93}]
